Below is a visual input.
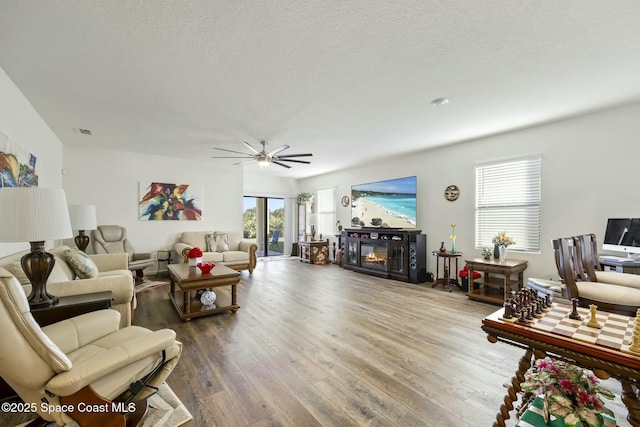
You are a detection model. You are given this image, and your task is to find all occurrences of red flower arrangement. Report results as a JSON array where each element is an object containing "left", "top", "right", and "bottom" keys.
[{"left": 187, "top": 247, "right": 203, "bottom": 258}]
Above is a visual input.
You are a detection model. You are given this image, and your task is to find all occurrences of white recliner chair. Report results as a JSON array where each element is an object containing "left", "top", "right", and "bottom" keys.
[
  {"left": 0, "top": 266, "right": 182, "bottom": 426},
  {"left": 92, "top": 225, "right": 155, "bottom": 285}
]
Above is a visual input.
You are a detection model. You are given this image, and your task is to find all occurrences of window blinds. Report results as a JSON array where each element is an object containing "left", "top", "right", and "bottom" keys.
[
  {"left": 475, "top": 156, "right": 541, "bottom": 253},
  {"left": 316, "top": 188, "right": 336, "bottom": 238}
]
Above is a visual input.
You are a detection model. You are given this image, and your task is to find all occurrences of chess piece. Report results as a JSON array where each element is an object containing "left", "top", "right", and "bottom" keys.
[
  {"left": 503, "top": 299, "right": 514, "bottom": 319},
  {"left": 629, "top": 309, "right": 640, "bottom": 353},
  {"left": 586, "top": 304, "right": 601, "bottom": 329},
  {"left": 569, "top": 298, "right": 581, "bottom": 320}
]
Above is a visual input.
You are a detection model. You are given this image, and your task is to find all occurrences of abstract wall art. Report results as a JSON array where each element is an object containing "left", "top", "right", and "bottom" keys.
[
  {"left": 139, "top": 182, "right": 202, "bottom": 220},
  {"left": 0, "top": 130, "right": 38, "bottom": 187}
]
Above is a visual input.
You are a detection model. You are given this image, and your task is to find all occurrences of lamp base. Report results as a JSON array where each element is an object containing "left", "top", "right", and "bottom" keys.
[
  {"left": 21, "top": 241, "right": 59, "bottom": 308},
  {"left": 74, "top": 230, "right": 90, "bottom": 252}
]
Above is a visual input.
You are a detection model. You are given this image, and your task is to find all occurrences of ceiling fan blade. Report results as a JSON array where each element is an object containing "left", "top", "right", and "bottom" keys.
[
  {"left": 212, "top": 147, "right": 252, "bottom": 155},
  {"left": 242, "top": 141, "right": 260, "bottom": 154},
  {"left": 272, "top": 161, "right": 292, "bottom": 169},
  {"left": 211, "top": 156, "right": 255, "bottom": 159},
  {"left": 276, "top": 158, "right": 311, "bottom": 164},
  {"left": 276, "top": 153, "right": 313, "bottom": 158},
  {"left": 267, "top": 144, "right": 289, "bottom": 156},
  {"left": 233, "top": 159, "right": 257, "bottom": 165}
]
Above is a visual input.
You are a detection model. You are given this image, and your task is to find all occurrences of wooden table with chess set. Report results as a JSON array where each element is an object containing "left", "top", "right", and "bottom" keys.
[{"left": 482, "top": 289, "right": 640, "bottom": 427}]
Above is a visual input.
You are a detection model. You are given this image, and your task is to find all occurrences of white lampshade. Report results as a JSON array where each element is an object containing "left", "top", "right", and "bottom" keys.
[
  {"left": 68, "top": 204, "right": 97, "bottom": 231},
  {"left": 0, "top": 188, "right": 73, "bottom": 242}
]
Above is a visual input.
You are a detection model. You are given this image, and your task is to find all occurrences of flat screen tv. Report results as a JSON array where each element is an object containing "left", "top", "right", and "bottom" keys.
[
  {"left": 602, "top": 218, "right": 640, "bottom": 257},
  {"left": 351, "top": 176, "right": 417, "bottom": 228}
]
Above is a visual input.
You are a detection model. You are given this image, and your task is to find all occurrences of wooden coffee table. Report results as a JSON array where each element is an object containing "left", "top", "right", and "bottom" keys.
[{"left": 168, "top": 263, "right": 241, "bottom": 321}]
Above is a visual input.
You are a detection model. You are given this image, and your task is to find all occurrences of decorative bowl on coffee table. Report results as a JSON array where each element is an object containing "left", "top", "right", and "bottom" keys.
[{"left": 197, "top": 262, "right": 215, "bottom": 274}]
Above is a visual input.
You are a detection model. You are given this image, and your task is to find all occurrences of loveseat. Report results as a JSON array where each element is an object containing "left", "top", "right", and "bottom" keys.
[
  {"left": 174, "top": 231, "right": 258, "bottom": 273},
  {"left": 0, "top": 245, "right": 135, "bottom": 327}
]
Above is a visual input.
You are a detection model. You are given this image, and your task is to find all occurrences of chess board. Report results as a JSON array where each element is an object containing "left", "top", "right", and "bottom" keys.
[{"left": 528, "top": 304, "right": 637, "bottom": 354}]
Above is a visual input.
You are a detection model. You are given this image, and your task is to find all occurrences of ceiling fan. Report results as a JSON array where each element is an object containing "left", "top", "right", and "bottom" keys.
[{"left": 211, "top": 140, "right": 312, "bottom": 169}]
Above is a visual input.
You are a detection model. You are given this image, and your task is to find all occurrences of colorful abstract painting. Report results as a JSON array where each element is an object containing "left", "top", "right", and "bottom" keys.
[
  {"left": 0, "top": 130, "right": 38, "bottom": 187},
  {"left": 139, "top": 182, "right": 202, "bottom": 220}
]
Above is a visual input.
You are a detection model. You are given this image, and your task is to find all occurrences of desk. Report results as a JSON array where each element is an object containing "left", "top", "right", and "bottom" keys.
[
  {"left": 600, "top": 256, "right": 640, "bottom": 275},
  {"left": 466, "top": 258, "right": 527, "bottom": 304},
  {"left": 482, "top": 304, "right": 640, "bottom": 427},
  {"left": 298, "top": 239, "right": 329, "bottom": 265},
  {"left": 431, "top": 251, "right": 461, "bottom": 291}
]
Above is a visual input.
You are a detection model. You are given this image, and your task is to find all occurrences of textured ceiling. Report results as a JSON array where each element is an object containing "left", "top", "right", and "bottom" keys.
[{"left": 1, "top": 1, "right": 640, "bottom": 178}]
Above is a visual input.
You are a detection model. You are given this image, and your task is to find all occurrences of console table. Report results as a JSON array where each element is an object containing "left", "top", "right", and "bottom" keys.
[
  {"left": 298, "top": 239, "right": 329, "bottom": 265},
  {"left": 465, "top": 258, "right": 527, "bottom": 304}
]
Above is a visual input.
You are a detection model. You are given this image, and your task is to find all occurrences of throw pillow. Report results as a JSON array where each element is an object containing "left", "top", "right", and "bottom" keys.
[
  {"left": 5, "top": 261, "right": 30, "bottom": 285},
  {"left": 205, "top": 233, "right": 216, "bottom": 252},
  {"left": 213, "top": 233, "right": 230, "bottom": 252},
  {"left": 64, "top": 249, "right": 99, "bottom": 279}
]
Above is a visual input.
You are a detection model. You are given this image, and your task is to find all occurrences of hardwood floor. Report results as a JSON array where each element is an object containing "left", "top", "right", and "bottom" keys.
[
  {"left": 2, "top": 258, "right": 630, "bottom": 426},
  {"left": 136, "top": 259, "right": 631, "bottom": 427}
]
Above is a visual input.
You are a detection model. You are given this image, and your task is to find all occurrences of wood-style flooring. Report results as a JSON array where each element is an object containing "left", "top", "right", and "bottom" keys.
[
  {"left": 138, "top": 259, "right": 630, "bottom": 427},
  {"left": 2, "top": 258, "right": 631, "bottom": 426}
]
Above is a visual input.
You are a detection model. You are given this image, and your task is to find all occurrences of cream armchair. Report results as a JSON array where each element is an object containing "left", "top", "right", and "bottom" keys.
[
  {"left": 92, "top": 225, "right": 155, "bottom": 284},
  {"left": 0, "top": 268, "right": 181, "bottom": 426}
]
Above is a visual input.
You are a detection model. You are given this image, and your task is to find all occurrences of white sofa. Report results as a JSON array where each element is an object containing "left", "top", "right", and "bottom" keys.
[
  {"left": 174, "top": 231, "right": 257, "bottom": 273},
  {"left": 0, "top": 246, "right": 135, "bottom": 327}
]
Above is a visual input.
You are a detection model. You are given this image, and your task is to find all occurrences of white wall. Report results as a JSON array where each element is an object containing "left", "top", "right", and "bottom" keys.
[
  {"left": 0, "top": 67, "right": 65, "bottom": 257},
  {"left": 298, "top": 101, "right": 640, "bottom": 281},
  {"left": 63, "top": 145, "right": 244, "bottom": 256}
]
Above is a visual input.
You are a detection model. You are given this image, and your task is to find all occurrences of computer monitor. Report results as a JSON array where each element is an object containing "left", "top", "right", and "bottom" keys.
[{"left": 602, "top": 218, "right": 640, "bottom": 258}]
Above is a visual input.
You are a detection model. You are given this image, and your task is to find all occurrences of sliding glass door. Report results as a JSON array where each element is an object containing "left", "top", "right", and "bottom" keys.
[{"left": 243, "top": 196, "right": 285, "bottom": 257}]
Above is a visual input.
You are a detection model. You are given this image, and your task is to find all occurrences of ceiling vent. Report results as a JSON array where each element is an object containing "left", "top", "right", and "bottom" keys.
[{"left": 73, "top": 128, "right": 93, "bottom": 135}]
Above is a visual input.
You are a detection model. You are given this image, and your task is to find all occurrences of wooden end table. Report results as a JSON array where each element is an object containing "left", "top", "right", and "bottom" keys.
[
  {"left": 168, "top": 263, "right": 241, "bottom": 321},
  {"left": 31, "top": 291, "right": 113, "bottom": 327},
  {"left": 431, "top": 250, "right": 462, "bottom": 291},
  {"left": 465, "top": 257, "right": 527, "bottom": 304}
]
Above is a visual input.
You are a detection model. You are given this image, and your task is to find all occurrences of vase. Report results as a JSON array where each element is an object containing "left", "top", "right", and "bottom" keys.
[
  {"left": 451, "top": 237, "right": 456, "bottom": 254},
  {"left": 188, "top": 257, "right": 202, "bottom": 267},
  {"left": 439, "top": 241, "right": 446, "bottom": 253},
  {"left": 498, "top": 246, "right": 508, "bottom": 263},
  {"left": 494, "top": 244, "right": 500, "bottom": 260}
]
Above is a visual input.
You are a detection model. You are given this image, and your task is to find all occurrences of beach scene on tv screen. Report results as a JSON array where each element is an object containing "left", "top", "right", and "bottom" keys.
[{"left": 351, "top": 176, "right": 417, "bottom": 228}]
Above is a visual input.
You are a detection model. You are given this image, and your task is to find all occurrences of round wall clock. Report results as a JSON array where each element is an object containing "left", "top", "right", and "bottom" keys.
[
  {"left": 444, "top": 185, "right": 460, "bottom": 201},
  {"left": 341, "top": 196, "right": 350, "bottom": 207}
]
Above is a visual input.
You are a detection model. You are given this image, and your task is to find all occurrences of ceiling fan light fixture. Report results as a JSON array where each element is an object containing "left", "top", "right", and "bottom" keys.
[{"left": 257, "top": 156, "right": 270, "bottom": 168}]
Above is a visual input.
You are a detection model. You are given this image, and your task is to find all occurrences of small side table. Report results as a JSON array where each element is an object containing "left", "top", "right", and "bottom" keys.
[
  {"left": 31, "top": 291, "right": 113, "bottom": 327},
  {"left": 299, "top": 240, "right": 330, "bottom": 265},
  {"left": 156, "top": 249, "right": 173, "bottom": 276},
  {"left": 432, "top": 251, "right": 462, "bottom": 292}
]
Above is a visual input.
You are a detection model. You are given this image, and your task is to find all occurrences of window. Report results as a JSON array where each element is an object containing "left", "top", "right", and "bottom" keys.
[
  {"left": 316, "top": 188, "right": 336, "bottom": 239},
  {"left": 475, "top": 156, "right": 541, "bottom": 253}
]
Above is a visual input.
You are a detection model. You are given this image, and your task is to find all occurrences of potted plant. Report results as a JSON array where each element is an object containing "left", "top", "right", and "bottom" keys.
[
  {"left": 296, "top": 193, "right": 314, "bottom": 204},
  {"left": 520, "top": 357, "right": 615, "bottom": 427}
]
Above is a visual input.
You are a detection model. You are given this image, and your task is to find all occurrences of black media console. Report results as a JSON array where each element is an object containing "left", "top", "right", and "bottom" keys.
[{"left": 341, "top": 228, "right": 427, "bottom": 283}]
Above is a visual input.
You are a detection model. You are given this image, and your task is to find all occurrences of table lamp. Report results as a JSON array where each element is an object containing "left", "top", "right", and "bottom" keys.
[
  {"left": 0, "top": 188, "right": 73, "bottom": 307},
  {"left": 68, "top": 204, "right": 97, "bottom": 252}
]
